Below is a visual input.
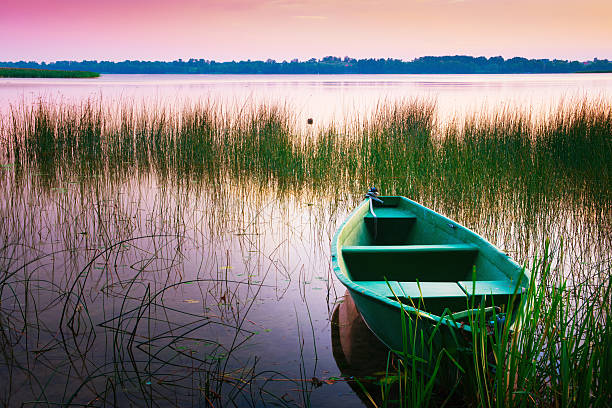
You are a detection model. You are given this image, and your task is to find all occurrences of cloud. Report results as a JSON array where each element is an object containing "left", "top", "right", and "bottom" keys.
[{"left": 266, "top": 0, "right": 309, "bottom": 8}]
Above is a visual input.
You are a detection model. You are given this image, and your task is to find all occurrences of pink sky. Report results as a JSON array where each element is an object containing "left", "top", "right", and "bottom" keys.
[{"left": 1, "top": 0, "right": 611, "bottom": 62}]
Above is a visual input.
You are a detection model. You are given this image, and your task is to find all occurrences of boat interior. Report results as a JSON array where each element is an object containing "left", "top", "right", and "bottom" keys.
[{"left": 340, "top": 197, "right": 525, "bottom": 316}]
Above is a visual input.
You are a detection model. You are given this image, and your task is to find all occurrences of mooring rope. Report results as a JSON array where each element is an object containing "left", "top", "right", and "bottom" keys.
[{"left": 365, "top": 186, "right": 383, "bottom": 241}]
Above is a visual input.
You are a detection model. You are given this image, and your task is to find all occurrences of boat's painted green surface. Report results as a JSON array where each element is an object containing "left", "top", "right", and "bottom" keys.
[{"left": 331, "top": 196, "right": 529, "bottom": 355}]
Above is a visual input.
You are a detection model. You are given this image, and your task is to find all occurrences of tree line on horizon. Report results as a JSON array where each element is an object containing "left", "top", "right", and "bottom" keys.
[{"left": 2, "top": 55, "right": 611, "bottom": 74}]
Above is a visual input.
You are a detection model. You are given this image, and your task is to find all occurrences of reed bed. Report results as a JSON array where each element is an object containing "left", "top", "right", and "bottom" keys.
[
  {"left": 0, "top": 67, "right": 100, "bottom": 78},
  {"left": 3, "top": 97, "right": 609, "bottom": 204},
  {"left": 374, "top": 240, "right": 611, "bottom": 408},
  {"left": 0, "top": 97, "right": 610, "bottom": 407}
]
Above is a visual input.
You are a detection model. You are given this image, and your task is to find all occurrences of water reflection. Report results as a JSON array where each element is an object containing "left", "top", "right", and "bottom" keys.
[
  {"left": 331, "top": 293, "right": 391, "bottom": 407},
  {"left": 2, "top": 73, "right": 612, "bottom": 124},
  {"left": 0, "top": 83, "right": 610, "bottom": 405},
  {"left": 332, "top": 293, "right": 390, "bottom": 376},
  {"left": 0, "top": 158, "right": 608, "bottom": 405},
  {"left": 331, "top": 291, "right": 469, "bottom": 407}
]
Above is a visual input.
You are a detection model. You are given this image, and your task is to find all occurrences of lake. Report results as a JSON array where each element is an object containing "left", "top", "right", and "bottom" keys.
[
  {"left": 0, "top": 74, "right": 610, "bottom": 406},
  {"left": 3, "top": 73, "right": 612, "bottom": 124}
]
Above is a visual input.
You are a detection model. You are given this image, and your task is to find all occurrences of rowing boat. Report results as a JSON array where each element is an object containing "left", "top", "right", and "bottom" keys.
[{"left": 331, "top": 192, "right": 529, "bottom": 359}]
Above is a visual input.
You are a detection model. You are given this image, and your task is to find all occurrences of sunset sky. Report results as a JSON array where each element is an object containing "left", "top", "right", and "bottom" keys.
[{"left": 2, "top": 0, "right": 611, "bottom": 62}]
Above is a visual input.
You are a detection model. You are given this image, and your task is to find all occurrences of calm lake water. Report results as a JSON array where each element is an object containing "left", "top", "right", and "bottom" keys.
[
  {"left": 0, "top": 74, "right": 610, "bottom": 406},
  {"left": 2, "top": 73, "right": 612, "bottom": 124}
]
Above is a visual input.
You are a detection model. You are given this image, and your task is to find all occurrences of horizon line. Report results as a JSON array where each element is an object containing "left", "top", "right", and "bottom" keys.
[{"left": 2, "top": 55, "right": 610, "bottom": 64}]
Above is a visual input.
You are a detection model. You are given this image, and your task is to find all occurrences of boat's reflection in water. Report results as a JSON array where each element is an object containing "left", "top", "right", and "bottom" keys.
[
  {"left": 331, "top": 291, "right": 391, "bottom": 407},
  {"left": 331, "top": 290, "right": 466, "bottom": 407}
]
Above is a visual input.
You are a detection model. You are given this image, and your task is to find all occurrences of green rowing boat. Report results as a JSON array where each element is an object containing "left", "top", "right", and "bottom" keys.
[{"left": 331, "top": 191, "right": 529, "bottom": 359}]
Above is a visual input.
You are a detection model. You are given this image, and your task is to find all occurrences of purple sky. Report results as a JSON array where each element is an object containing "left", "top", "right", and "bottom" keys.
[{"left": 1, "top": 0, "right": 611, "bottom": 62}]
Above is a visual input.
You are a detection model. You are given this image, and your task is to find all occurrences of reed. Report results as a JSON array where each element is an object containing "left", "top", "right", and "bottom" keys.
[
  {"left": 0, "top": 67, "right": 100, "bottom": 78},
  {"left": 361, "top": 241, "right": 611, "bottom": 408},
  {"left": 463, "top": 241, "right": 609, "bottom": 408},
  {"left": 4, "top": 97, "right": 609, "bottom": 205}
]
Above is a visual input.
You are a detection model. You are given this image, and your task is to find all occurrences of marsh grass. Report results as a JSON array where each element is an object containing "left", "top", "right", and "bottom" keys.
[
  {"left": 4, "top": 97, "right": 609, "bottom": 205},
  {"left": 0, "top": 96, "right": 610, "bottom": 406},
  {"left": 360, "top": 241, "right": 611, "bottom": 408},
  {"left": 480, "top": 244, "right": 611, "bottom": 408},
  {"left": 0, "top": 67, "right": 100, "bottom": 78},
  {"left": 464, "top": 241, "right": 610, "bottom": 408}
]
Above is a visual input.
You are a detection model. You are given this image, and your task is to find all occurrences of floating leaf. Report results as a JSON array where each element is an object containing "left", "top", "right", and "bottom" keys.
[
  {"left": 205, "top": 354, "right": 227, "bottom": 361},
  {"left": 185, "top": 299, "right": 199, "bottom": 304}
]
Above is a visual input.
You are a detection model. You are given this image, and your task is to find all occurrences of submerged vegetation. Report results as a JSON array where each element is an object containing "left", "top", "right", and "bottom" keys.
[
  {"left": 0, "top": 67, "right": 100, "bottom": 78},
  {"left": 0, "top": 97, "right": 610, "bottom": 406}
]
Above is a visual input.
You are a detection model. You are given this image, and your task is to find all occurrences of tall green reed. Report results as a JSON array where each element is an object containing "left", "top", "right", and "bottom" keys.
[
  {"left": 5, "top": 97, "right": 608, "bottom": 206},
  {"left": 459, "top": 240, "right": 611, "bottom": 408}
]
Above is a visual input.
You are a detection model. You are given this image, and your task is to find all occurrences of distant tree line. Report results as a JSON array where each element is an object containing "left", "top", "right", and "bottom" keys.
[{"left": 2, "top": 55, "right": 611, "bottom": 74}]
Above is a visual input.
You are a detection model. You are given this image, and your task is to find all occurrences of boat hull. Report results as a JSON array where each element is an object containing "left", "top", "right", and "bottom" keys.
[
  {"left": 346, "top": 285, "right": 470, "bottom": 359},
  {"left": 331, "top": 196, "right": 528, "bottom": 360}
]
